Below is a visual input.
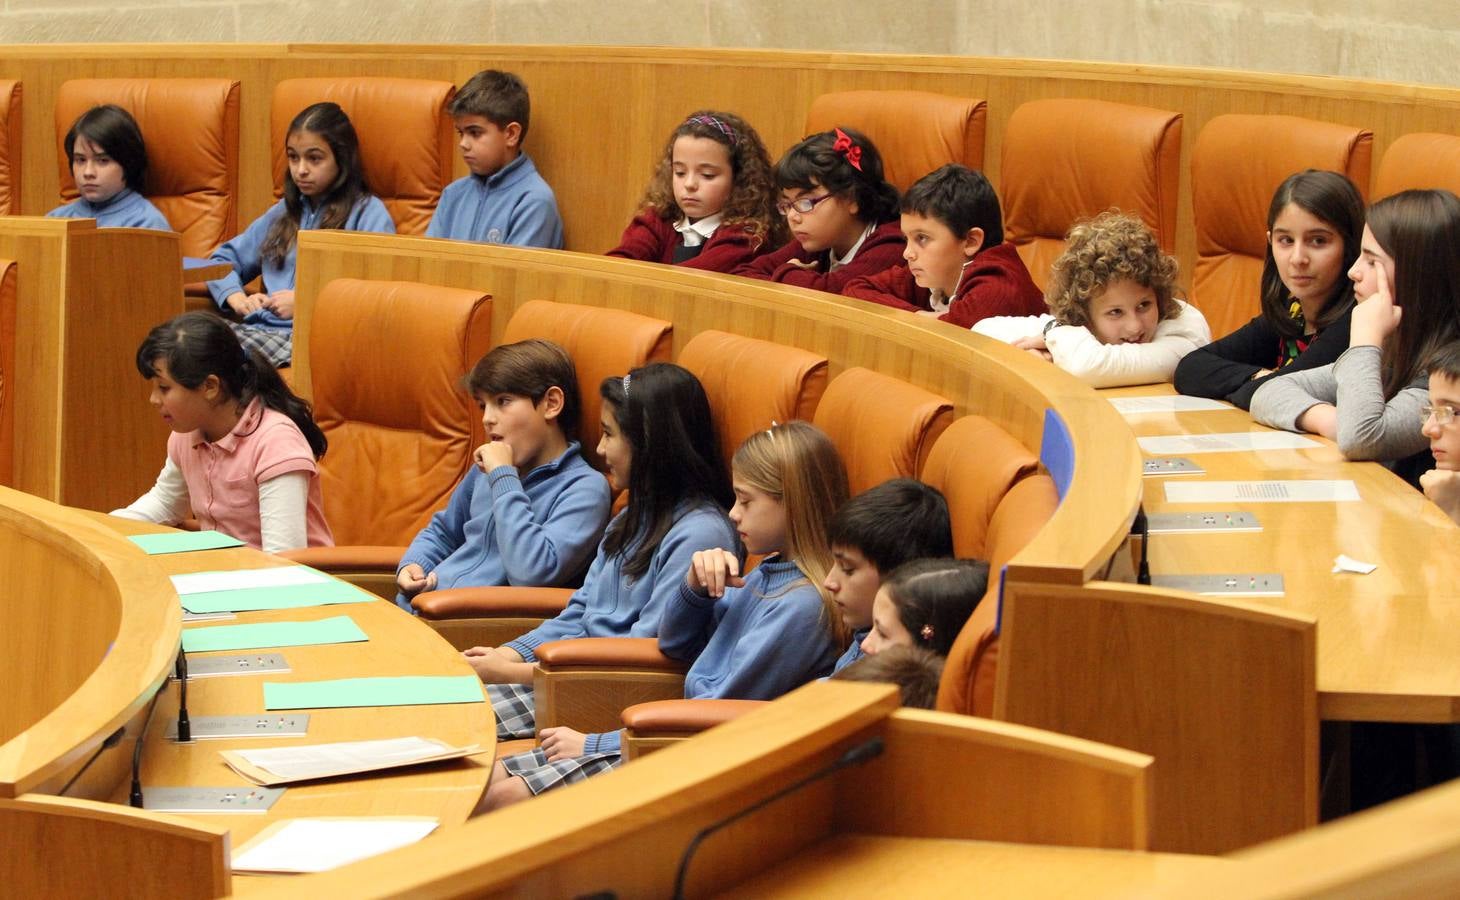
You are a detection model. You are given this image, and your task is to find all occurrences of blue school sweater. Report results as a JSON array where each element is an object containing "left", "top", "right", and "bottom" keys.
[
  {"left": 425, "top": 154, "right": 563, "bottom": 249},
  {"left": 572, "top": 559, "right": 840, "bottom": 755},
  {"left": 206, "top": 194, "right": 396, "bottom": 329},
  {"left": 833, "top": 628, "right": 870, "bottom": 673},
  {"left": 47, "top": 188, "right": 171, "bottom": 231},
  {"left": 504, "top": 500, "right": 737, "bottom": 660},
  {"left": 394, "top": 443, "right": 611, "bottom": 611}
]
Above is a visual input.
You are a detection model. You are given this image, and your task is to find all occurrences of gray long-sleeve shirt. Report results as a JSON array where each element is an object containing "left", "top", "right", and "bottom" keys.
[{"left": 1249, "top": 345, "right": 1429, "bottom": 461}]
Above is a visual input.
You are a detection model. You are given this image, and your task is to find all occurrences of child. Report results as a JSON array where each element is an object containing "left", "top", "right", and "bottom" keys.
[
  {"left": 1251, "top": 189, "right": 1460, "bottom": 483},
  {"left": 606, "top": 110, "right": 783, "bottom": 271},
  {"left": 206, "top": 102, "right": 395, "bottom": 367},
  {"left": 425, "top": 69, "right": 563, "bottom": 249},
  {"left": 859, "top": 558, "right": 988, "bottom": 658},
  {"left": 462, "top": 363, "right": 736, "bottom": 744},
  {"left": 832, "top": 645, "right": 945, "bottom": 710},
  {"left": 1176, "top": 170, "right": 1363, "bottom": 409},
  {"left": 732, "top": 127, "right": 905, "bottom": 293},
  {"left": 47, "top": 104, "right": 170, "bottom": 231},
  {"left": 973, "top": 212, "right": 1212, "bottom": 388},
  {"left": 480, "top": 421, "right": 847, "bottom": 811},
  {"left": 111, "top": 312, "right": 332, "bottom": 552},
  {"left": 396, "top": 339, "right": 612, "bottom": 613},
  {"left": 823, "top": 478, "right": 954, "bottom": 673},
  {"left": 842, "top": 164, "right": 1044, "bottom": 328},
  {"left": 1420, "top": 341, "right": 1460, "bottom": 525}
]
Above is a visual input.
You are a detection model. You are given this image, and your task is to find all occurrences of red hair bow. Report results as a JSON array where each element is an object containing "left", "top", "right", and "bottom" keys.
[{"left": 832, "top": 127, "right": 863, "bottom": 171}]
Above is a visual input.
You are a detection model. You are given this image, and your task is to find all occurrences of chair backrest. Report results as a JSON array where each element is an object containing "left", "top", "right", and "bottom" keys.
[
  {"left": 920, "top": 415, "right": 1039, "bottom": 559},
  {"left": 1192, "top": 113, "right": 1373, "bottom": 339},
  {"left": 1002, "top": 99, "right": 1183, "bottom": 291},
  {"left": 54, "top": 78, "right": 240, "bottom": 257},
  {"left": 811, "top": 367, "right": 953, "bottom": 495},
  {"left": 1373, "top": 132, "right": 1460, "bottom": 198},
  {"left": 676, "top": 330, "right": 828, "bottom": 471},
  {"left": 271, "top": 77, "right": 456, "bottom": 236},
  {"left": 804, "top": 90, "right": 988, "bottom": 192},
  {"left": 995, "top": 580, "right": 1318, "bottom": 855},
  {"left": 0, "top": 81, "right": 19, "bottom": 215},
  {"left": 0, "top": 258, "right": 14, "bottom": 486},
  {"left": 310, "top": 278, "right": 492, "bottom": 546},
  {"left": 501, "top": 300, "right": 673, "bottom": 469}
]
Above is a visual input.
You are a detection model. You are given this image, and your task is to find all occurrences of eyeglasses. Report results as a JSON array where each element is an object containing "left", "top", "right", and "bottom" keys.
[
  {"left": 776, "top": 194, "right": 834, "bottom": 216},
  {"left": 1422, "top": 404, "right": 1456, "bottom": 426}
]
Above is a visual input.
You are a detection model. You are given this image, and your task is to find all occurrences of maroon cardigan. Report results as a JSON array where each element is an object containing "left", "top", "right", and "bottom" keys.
[
  {"left": 841, "top": 241, "right": 1046, "bottom": 328},
  {"left": 732, "top": 219, "right": 906, "bottom": 294},
  {"left": 606, "top": 210, "right": 765, "bottom": 273}
]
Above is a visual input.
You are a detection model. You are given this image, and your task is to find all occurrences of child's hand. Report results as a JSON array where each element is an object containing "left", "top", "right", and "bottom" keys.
[
  {"left": 1351, "top": 259, "right": 1401, "bottom": 347},
  {"left": 1012, "top": 334, "right": 1053, "bottom": 362},
  {"left": 686, "top": 548, "right": 744, "bottom": 598},
  {"left": 396, "top": 563, "right": 437, "bottom": 598},
  {"left": 266, "top": 289, "right": 296, "bottom": 319},
  {"left": 1421, "top": 469, "right": 1460, "bottom": 523},
  {"left": 226, "top": 291, "right": 269, "bottom": 317},
  {"left": 540, "top": 726, "right": 588, "bottom": 761},
  {"left": 462, "top": 645, "right": 512, "bottom": 683},
  {"left": 474, "top": 440, "right": 515, "bottom": 473},
  {"left": 783, "top": 258, "right": 819, "bottom": 271}
]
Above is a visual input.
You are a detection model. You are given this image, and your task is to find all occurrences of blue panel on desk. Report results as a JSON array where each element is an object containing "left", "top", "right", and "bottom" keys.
[{"left": 1040, "top": 408, "right": 1075, "bottom": 501}]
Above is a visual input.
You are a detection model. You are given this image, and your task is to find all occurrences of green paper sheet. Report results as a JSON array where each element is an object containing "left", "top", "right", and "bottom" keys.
[
  {"left": 263, "top": 676, "right": 486, "bottom": 710},
  {"left": 181, "top": 615, "right": 368, "bottom": 653},
  {"left": 129, "top": 530, "right": 244, "bottom": 555},
  {"left": 180, "top": 580, "right": 372, "bottom": 614}
]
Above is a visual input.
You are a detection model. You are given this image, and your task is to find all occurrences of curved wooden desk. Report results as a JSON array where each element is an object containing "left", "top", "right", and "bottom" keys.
[{"left": 1104, "top": 384, "right": 1460, "bottom": 723}]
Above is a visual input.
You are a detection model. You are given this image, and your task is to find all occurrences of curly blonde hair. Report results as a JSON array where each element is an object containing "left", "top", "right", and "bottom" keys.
[
  {"left": 639, "top": 110, "right": 787, "bottom": 251},
  {"left": 1045, "top": 211, "right": 1182, "bottom": 327}
]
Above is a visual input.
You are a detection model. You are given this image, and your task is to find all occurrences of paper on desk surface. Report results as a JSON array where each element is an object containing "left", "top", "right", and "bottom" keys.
[
  {"left": 179, "top": 579, "right": 370, "bottom": 614},
  {"left": 1137, "top": 432, "right": 1323, "bottom": 455},
  {"left": 128, "top": 530, "right": 244, "bottom": 555},
  {"left": 1333, "top": 554, "right": 1378, "bottom": 574},
  {"left": 172, "top": 566, "right": 329, "bottom": 595},
  {"left": 263, "top": 675, "right": 486, "bottom": 710},
  {"left": 231, "top": 817, "right": 438, "bottom": 874},
  {"left": 1109, "top": 395, "right": 1230, "bottom": 414},
  {"left": 222, "top": 736, "right": 481, "bottom": 785},
  {"left": 181, "top": 615, "right": 368, "bottom": 653},
  {"left": 1164, "top": 480, "right": 1361, "bottom": 504}
]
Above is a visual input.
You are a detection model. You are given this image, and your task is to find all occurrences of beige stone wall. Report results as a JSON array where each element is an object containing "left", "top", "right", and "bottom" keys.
[{"left": 1, "top": 0, "right": 1458, "bottom": 88}]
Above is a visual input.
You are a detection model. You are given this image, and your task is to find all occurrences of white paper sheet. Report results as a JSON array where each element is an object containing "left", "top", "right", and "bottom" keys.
[
  {"left": 234, "top": 736, "right": 458, "bottom": 781},
  {"left": 231, "top": 818, "right": 438, "bottom": 873},
  {"left": 1108, "top": 395, "right": 1230, "bottom": 415},
  {"left": 1164, "top": 480, "right": 1361, "bottom": 504},
  {"left": 1137, "top": 432, "right": 1323, "bottom": 455},
  {"left": 170, "top": 566, "right": 330, "bottom": 595},
  {"left": 1333, "top": 554, "right": 1378, "bottom": 574}
]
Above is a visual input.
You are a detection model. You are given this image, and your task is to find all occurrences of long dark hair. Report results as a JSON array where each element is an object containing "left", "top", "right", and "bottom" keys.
[
  {"left": 599, "top": 363, "right": 731, "bottom": 580},
  {"left": 261, "top": 102, "right": 369, "bottom": 267},
  {"left": 882, "top": 558, "right": 989, "bottom": 657},
  {"left": 1260, "top": 170, "right": 1365, "bottom": 338},
  {"left": 776, "top": 126, "right": 899, "bottom": 226},
  {"left": 1366, "top": 189, "right": 1460, "bottom": 399},
  {"left": 135, "top": 312, "right": 327, "bottom": 459}
]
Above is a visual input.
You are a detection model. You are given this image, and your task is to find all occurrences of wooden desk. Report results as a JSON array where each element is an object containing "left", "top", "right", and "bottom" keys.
[{"left": 1104, "top": 384, "right": 1460, "bottom": 722}]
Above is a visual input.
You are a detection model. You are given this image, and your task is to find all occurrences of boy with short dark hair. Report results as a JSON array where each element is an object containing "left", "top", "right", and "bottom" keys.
[
  {"left": 833, "top": 645, "right": 945, "bottom": 709},
  {"left": 394, "top": 339, "right": 610, "bottom": 611},
  {"left": 843, "top": 163, "right": 1043, "bottom": 328},
  {"left": 822, "top": 478, "right": 953, "bottom": 672},
  {"left": 426, "top": 69, "right": 564, "bottom": 248},
  {"left": 1421, "top": 340, "right": 1460, "bottom": 524}
]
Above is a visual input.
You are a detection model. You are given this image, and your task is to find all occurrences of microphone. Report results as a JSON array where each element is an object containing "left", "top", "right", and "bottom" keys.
[
  {"left": 129, "top": 688, "right": 164, "bottom": 808},
  {"left": 1132, "top": 505, "right": 1151, "bottom": 586},
  {"left": 175, "top": 649, "right": 192, "bottom": 743},
  {"left": 671, "top": 736, "right": 884, "bottom": 900}
]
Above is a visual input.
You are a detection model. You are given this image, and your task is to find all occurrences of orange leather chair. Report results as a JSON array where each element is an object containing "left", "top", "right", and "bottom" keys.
[
  {"left": 1373, "top": 132, "right": 1460, "bottom": 198},
  {"left": 1001, "top": 99, "right": 1183, "bottom": 291},
  {"left": 271, "top": 77, "right": 456, "bottom": 236},
  {"left": 0, "top": 81, "right": 20, "bottom": 215},
  {"left": 278, "top": 278, "right": 491, "bottom": 595},
  {"left": 0, "top": 259, "right": 15, "bottom": 486},
  {"left": 804, "top": 90, "right": 988, "bottom": 191},
  {"left": 676, "top": 329, "right": 828, "bottom": 471},
  {"left": 53, "top": 78, "right": 241, "bottom": 257},
  {"left": 811, "top": 367, "right": 953, "bottom": 495},
  {"left": 1191, "top": 114, "right": 1372, "bottom": 339}
]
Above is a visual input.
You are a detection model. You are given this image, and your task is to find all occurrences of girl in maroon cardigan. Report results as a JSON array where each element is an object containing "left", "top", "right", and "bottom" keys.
[
  {"left": 606, "top": 110, "right": 783, "bottom": 272},
  {"left": 733, "top": 127, "right": 905, "bottom": 294}
]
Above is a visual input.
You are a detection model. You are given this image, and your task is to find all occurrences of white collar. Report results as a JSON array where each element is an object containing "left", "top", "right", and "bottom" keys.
[
  {"left": 828, "top": 222, "right": 875, "bottom": 271},
  {"left": 673, "top": 213, "right": 723, "bottom": 248}
]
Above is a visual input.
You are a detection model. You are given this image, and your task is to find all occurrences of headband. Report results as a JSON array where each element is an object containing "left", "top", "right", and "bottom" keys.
[
  {"left": 686, "top": 114, "right": 738, "bottom": 144},
  {"left": 832, "top": 127, "right": 864, "bottom": 172}
]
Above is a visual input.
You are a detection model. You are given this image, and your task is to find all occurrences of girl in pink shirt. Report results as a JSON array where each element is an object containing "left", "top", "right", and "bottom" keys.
[{"left": 113, "top": 312, "right": 334, "bottom": 552}]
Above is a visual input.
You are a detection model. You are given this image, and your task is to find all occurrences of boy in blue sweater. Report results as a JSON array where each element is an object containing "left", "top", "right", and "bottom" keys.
[
  {"left": 48, "top": 104, "right": 171, "bottom": 231},
  {"left": 426, "top": 69, "right": 564, "bottom": 249},
  {"left": 394, "top": 339, "right": 610, "bottom": 611},
  {"left": 822, "top": 479, "right": 954, "bottom": 673}
]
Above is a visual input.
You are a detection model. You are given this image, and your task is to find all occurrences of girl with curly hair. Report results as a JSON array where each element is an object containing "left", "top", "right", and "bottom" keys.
[
  {"left": 606, "top": 110, "right": 784, "bottom": 271},
  {"left": 973, "top": 211, "right": 1211, "bottom": 388}
]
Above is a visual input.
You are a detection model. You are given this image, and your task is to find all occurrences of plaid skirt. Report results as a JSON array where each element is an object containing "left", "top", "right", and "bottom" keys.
[
  {"left": 231, "top": 322, "right": 293, "bottom": 367},
  {"left": 501, "top": 747, "right": 622, "bottom": 796},
  {"left": 488, "top": 682, "right": 539, "bottom": 741}
]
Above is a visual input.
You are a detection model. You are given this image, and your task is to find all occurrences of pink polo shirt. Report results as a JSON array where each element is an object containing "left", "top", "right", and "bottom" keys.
[{"left": 167, "top": 398, "right": 334, "bottom": 549}]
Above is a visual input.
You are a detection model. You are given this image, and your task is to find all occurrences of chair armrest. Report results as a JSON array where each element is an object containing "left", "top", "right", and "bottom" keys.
[
  {"left": 413, "top": 587, "right": 575, "bottom": 620},
  {"left": 279, "top": 545, "right": 406, "bottom": 570},
  {"left": 533, "top": 638, "right": 689, "bottom": 734},
  {"left": 535, "top": 637, "right": 687, "bottom": 671},
  {"left": 622, "top": 699, "right": 766, "bottom": 734}
]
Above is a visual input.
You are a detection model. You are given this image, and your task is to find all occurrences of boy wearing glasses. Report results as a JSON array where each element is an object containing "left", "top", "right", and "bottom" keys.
[{"left": 1421, "top": 341, "right": 1460, "bottom": 524}]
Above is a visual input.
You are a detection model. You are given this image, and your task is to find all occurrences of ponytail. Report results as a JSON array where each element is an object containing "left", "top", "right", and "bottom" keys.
[{"left": 241, "top": 351, "right": 328, "bottom": 459}]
